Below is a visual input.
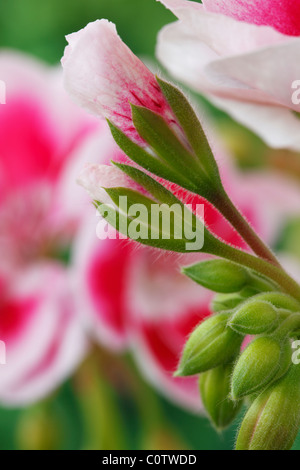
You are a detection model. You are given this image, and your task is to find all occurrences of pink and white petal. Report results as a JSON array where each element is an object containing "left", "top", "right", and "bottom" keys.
[
  {"left": 62, "top": 20, "right": 173, "bottom": 141},
  {"left": 228, "top": 170, "right": 300, "bottom": 245},
  {"left": 202, "top": 0, "right": 300, "bottom": 37},
  {"left": 124, "top": 248, "right": 212, "bottom": 410},
  {"left": 77, "top": 163, "right": 146, "bottom": 205},
  {"left": 0, "top": 264, "right": 87, "bottom": 406},
  {"left": 156, "top": 14, "right": 286, "bottom": 105},
  {"left": 130, "top": 327, "right": 202, "bottom": 411},
  {"left": 56, "top": 122, "right": 118, "bottom": 219},
  {"left": 210, "top": 96, "right": 300, "bottom": 150},
  {"left": 72, "top": 222, "right": 131, "bottom": 351},
  {"left": 206, "top": 38, "right": 300, "bottom": 112},
  {"left": 0, "top": 51, "right": 96, "bottom": 196},
  {"left": 158, "top": 1, "right": 285, "bottom": 57}
]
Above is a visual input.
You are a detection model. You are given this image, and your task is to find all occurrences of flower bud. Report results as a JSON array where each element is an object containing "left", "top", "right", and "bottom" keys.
[
  {"left": 211, "top": 287, "right": 259, "bottom": 313},
  {"left": 231, "top": 336, "right": 283, "bottom": 399},
  {"left": 236, "top": 364, "right": 300, "bottom": 450},
  {"left": 176, "top": 313, "right": 243, "bottom": 376},
  {"left": 182, "top": 259, "right": 249, "bottom": 293},
  {"left": 229, "top": 300, "right": 279, "bottom": 335},
  {"left": 199, "top": 363, "right": 243, "bottom": 430}
]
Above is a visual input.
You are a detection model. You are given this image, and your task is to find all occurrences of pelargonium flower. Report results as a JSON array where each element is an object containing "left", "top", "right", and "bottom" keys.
[
  {"left": 0, "top": 52, "right": 100, "bottom": 405},
  {"left": 0, "top": 265, "right": 85, "bottom": 405},
  {"left": 156, "top": 0, "right": 300, "bottom": 150},
  {"left": 62, "top": 16, "right": 300, "bottom": 409},
  {"left": 74, "top": 126, "right": 300, "bottom": 410}
]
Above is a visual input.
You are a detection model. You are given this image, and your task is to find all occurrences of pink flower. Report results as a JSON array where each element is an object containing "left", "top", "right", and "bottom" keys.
[
  {"left": 0, "top": 265, "right": 85, "bottom": 405},
  {"left": 0, "top": 52, "right": 100, "bottom": 405},
  {"left": 156, "top": 0, "right": 300, "bottom": 150},
  {"left": 62, "top": 16, "right": 300, "bottom": 410},
  {"left": 75, "top": 129, "right": 300, "bottom": 410},
  {"left": 62, "top": 20, "right": 176, "bottom": 143}
]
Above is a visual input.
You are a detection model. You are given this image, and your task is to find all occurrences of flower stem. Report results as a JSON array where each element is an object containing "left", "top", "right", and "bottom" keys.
[
  {"left": 210, "top": 239, "right": 300, "bottom": 304},
  {"left": 212, "top": 189, "right": 281, "bottom": 268}
]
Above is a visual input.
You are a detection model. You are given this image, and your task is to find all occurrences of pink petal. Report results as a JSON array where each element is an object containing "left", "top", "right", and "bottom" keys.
[
  {"left": 0, "top": 52, "right": 95, "bottom": 199},
  {"left": 210, "top": 96, "right": 300, "bottom": 150},
  {"left": 0, "top": 264, "right": 87, "bottom": 405},
  {"left": 62, "top": 19, "right": 175, "bottom": 141},
  {"left": 206, "top": 38, "right": 300, "bottom": 112},
  {"left": 157, "top": 1, "right": 300, "bottom": 149},
  {"left": 73, "top": 223, "right": 131, "bottom": 351},
  {"left": 203, "top": 0, "right": 300, "bottom": 36},
  {"left": 77, "top": 163, "right": 147, "bottom": 204}
]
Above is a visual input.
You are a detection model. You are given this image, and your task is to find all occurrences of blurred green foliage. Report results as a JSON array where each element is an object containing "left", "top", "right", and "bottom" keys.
[{"left": 0, "top": 0, "right": 174, "bottom": 63}]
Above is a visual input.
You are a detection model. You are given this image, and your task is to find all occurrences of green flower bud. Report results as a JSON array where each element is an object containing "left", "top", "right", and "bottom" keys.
[
  {"left": 199, "top": 363, "right": 243, "bottom": 430},
  {"left": 272, "top": 339, "right": 292, "bottom": 382},
  {"left": 176, "top": 313, "right": 243, "bottom": 376},
  {"left": 182, "top": 259, "right": 249, "bottom": 293},
  {"left": 229, "top": 300, "right": 279, "bottom": 335},
  {"left": 231, "top": 336, "right": 286, "bottom": 399},
  {"left": 236, "top": 363, "right": 300, "bottom": 450},
  {"left": 211, "top": 287, "right": 259, "bottom": 313}
]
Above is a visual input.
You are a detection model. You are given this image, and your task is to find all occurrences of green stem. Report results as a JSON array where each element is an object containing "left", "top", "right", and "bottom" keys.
[
  {"left": 210, "top": 239, "right": 300, "bottom": 303},
  {"left": 212, "top": 189, "right": 281, "bottom": 268}
]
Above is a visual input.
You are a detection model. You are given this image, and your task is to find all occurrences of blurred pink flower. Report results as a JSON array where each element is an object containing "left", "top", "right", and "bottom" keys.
[
  {"left": 156, "top": 0, "right": 300, "bottom": 150},
  {"left": 0, "top": 52, "right": 100, "bottom": 405},
  {"left": 74, "top": 127, "right": 300, "bottom": 410}
]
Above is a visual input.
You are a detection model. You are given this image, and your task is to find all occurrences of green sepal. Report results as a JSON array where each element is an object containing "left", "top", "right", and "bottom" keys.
[
  {"left": 107, "top": 120, "right": 196, "bottom": 191},
  {"left": 182, "top": 259, "right": 249, "bottom": 293},
  {"left": 176, "top": 312, "right": 243, "bottom": 376},
  {"left": 231, "top": 336, "right": 284, "bottom": 400},
  {"left": 236, "top": 363, "right": 300, "bottom": 450},
  {"left": 131, "top": 104, "right": 211, "bottom": 193},
  {"left": 156, "top": 77, "right": 221, "bottom": 183},
  {"left": 199, "top": 363, "right": 243, "bottom": 430},
  {"left": 229, "top": 300, "right": 279, "bottom": 335},
  {"left": 211, "top": 287, "right": 261, "bottom": 313}
]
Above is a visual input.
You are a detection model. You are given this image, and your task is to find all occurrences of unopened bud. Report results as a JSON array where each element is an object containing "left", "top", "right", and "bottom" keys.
[
  {"left": 176, "top": 313, "right": 243, "bottom": 376},
  {"left": 229, "top": 300, "right": 279, "bottom": 335},
  {"left": 199, "top": 363, "right": 243, "bottom": 430},
  {"left": 236, "top": 363, "right": 300, "bottom": 450},
  {"left": 231, "top": 336, "right": 285, "bottom": 399},
  {"left": 182, "top": 259, "right": 249, "bottom": 293},
  {"left": 212, "top": 287, "right": 259, "bottom": 313}
]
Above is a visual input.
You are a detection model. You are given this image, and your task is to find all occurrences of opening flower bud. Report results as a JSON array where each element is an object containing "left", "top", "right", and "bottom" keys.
[
  {"left": 182, "top": 259, "right": 249, "bottom": 293},
  {"left": 229, "top": 300, "right": 279, "bottom": 335},
  {"left": 199, "top": 363, "right": 243, "bottom": 430},
  {"left": 236, "top": 364, "right": 300, "bottom": 450},
  {"left": 176, "top": 312, "right": 243, "bottom": 376},
  {"left": 231, "top": 336, "right": 283, "bottom": 399}
]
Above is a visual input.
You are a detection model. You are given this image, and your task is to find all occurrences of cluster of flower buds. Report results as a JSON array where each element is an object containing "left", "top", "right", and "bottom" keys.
[
  {"left": 178, "top": 258, "right": 300, "bottom": 449},
  {"left": 64, "top": 23, "right": 300, "bottom": 449}
]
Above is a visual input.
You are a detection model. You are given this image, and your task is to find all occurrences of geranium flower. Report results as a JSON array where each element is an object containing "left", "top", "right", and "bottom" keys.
[
  {"left": 74, "top": 127, "right": 300, "bottom": 410},
  {"left": 0, "top": 51, "right": 99, "bottom": 405},
  {"left": 156, "top": 0, "right": 300, "bottom": 150},
  {"left": 62, "top": 17, "right": 300, "bottom": 410}
]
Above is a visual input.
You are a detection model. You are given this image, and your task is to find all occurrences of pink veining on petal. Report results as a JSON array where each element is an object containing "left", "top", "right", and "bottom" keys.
[
  {"left": 202, "top": 0, "right": 300, "bottom": 36},
  {"left": 77, "top": 163, "right": 149, "bottom": 203},
  {"left": 62, "top": 20, "right": 176, "bottom": 142}
]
